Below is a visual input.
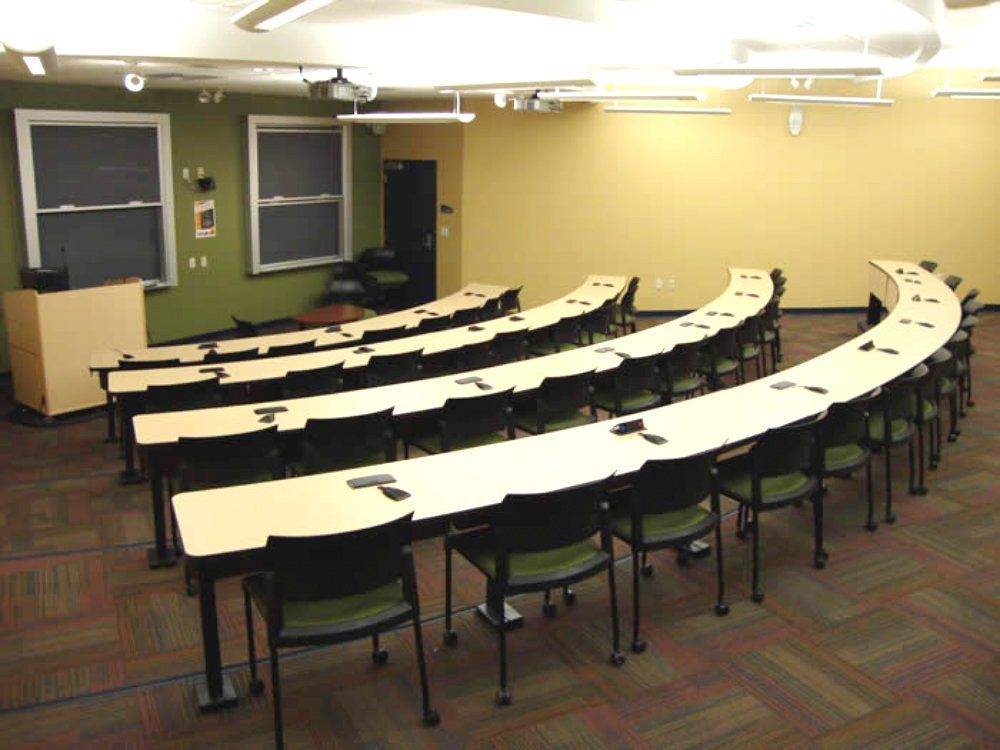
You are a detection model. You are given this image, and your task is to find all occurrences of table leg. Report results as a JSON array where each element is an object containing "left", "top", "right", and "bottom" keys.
[
  {"left": 119, "top": 401, "right": 145, "bottom": 484},
  {"left": 101, "top": 372, "right": 117, "bottom": 443},
  {"left": 475, "top": 579, "right": 524, "bottom": 631},
  {"left": 194, "top": 563, "right": 239, "bottom": 711},
  {"left": 146, "top": 449, "right": 177, "bottom": 569}
]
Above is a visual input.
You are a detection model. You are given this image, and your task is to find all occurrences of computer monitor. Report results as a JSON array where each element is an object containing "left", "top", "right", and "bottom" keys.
[{"left": 20, "top": 267, "right": 69, "bottom": 293}]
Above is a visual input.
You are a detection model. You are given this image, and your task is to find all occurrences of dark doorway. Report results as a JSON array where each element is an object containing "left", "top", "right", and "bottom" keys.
[{"left": 383, "top": 159, "right": 437, "bottom": 305}]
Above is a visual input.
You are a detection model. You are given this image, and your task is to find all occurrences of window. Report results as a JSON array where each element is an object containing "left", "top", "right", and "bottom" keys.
[
  {"left": 247, "top": 116, "right": 352, "bottom": 274},
  {"left": 14, "top": 109, "right": 177, "bottom": 288}
]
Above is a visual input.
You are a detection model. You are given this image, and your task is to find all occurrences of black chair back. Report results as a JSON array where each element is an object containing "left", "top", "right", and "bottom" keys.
[
  {"left": 232, "top": 316, "right": 259, "bottom": 338},
  {"left": 751, "top": 418, "right": 820, "bottom": 478},
  {"left": 361, "top": 325, "right": 408, "bottom": 345},
  {"left": 283, "top": 362, "right": 346, "bottom": 399},
  {"left": 301, "top": 408, "right": 395, "bottom": 473},
  {"left": 118, "top": 357, "right": 182, "bottom": 370},
  {"left": 612, "top": 352, "right": 661, "bottom": 397},
  {"left": 535, "top": 370, "right": 594, "bottom": 432},
  {"left": 491, "top": 329, "right": 528, "bottom": 363},
  {"left": 145, "top": 377, "right": 221, "bottom": 414},
  {"left": 943, "top": 275, "right": 962, "bottom": 291},
  {"left": 359, "top": 246, "right": 402, "bottom": 271},
  {"left": 632, "top": 452, "right": 714, "bottom": 515},
  {"left": 661, "top": 341, "right": 701, "bottom": 382},
  {"left": 494, "top": 478, "right": 607, "bottom": 556},
  {"left": 479, "top": 298, "right": 503, "bottom": 321},
  {"left": 266, "top": 514, "right": 413, "bottom": 619},
  {"left": 499, "top": 286, "right": 522, "bottom": 314},
  {"left": 582, "top": 301, "right": 615, "bottom": 344},
  {"left": 266, "top": 340, "right": 316, "bottom": 359},
  {"left": 960, "top": 288, "right": 979, "bottom": 306},
  {"left": 451, "top": 307, "right": 479, "bottom": 326},
  {"left": 440, "top": 389, "right": 513, "bottom": 451},
  {"left": 204, "top": 347, "right": 259, "bottom": 364},
  {"left": 176, "top": 425, "right": 282, "bottom": 490},
  {"left": 365, "top": 349, "right": 423, "bottom": 387},
  {"left": 454, "top": 339, "right": 495, "bottom": 371},
  {"left": 918, "top": 260, "right": 938, "bottom": 272},
  {"left": 415, "top": 314, "right": 453, "bottom": 334},
  {"left": 324, "top": 277, "right": 370, "bottom": 306}
]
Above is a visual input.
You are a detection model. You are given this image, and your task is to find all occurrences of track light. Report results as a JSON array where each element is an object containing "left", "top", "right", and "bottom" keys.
[
  {"left": 536, "top": 89, "right": 704, "bottom": 103},
  {"left": 123, "top": 72, "right": 145, "bottom": 92},
  {"left": 604, "top": 105, "right": 731, "bottom": 116},
  {"left": 231, "top": 0, "right": 334, "bottom": 32},
  {"left": 748, "top": 93, "right": 893, "bottom": 107},
  {"left": 932, "top": 88, "right": 1000, "bottom": 100}
]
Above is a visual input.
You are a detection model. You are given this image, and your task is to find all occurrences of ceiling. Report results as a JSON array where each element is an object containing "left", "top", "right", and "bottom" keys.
[{"left": 0, "top": 0, "right": 997, "bottom": 99}]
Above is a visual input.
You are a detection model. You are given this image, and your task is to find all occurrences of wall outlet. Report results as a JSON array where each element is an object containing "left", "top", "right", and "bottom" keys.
[
  {"left": 655, "top": 277, "right": 663, "bottom": 290},
  {"left": 188, "top": 257, "right": 196, "bottom": 269},
  {"left": 440, "top": 226, "right": 449, "bottom": 238},
  {"left": 667, "top": 278, "right": 676, "bottom": 291},
  {"left": 182, "top": 167, "right": 190, "bottom": 182},
  {"left": 200, "top": 256, "right": 207, "bottom": 268},
  {"left": 196, "top": 166, "right": 205, "bottom": 179}
]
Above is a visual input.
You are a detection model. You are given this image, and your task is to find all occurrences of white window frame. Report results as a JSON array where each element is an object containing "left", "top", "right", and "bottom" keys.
[
  {"left": 247, "top": 115, "right": 352, "bottom": 274},
  {"left": 13, "top": 108, "right": 178, "bottom": 288}
]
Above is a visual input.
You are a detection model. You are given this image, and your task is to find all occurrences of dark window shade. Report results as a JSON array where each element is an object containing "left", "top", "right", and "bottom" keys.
[
  {"left": 258, "top": 130, "right": 342, "bottom": 199},
  {"left": 259, "top": 202, "right": 340, "bottom": 266},
  {"left": 38, "top": 208, "right": 162, "bottom": 288},
  {"left": 31, "top": 125, "right": 161, "bottom": 209}
]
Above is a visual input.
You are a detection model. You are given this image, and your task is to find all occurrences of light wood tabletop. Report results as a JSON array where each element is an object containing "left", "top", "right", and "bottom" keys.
[
  {"left": 109, "top": 275, "right": 627, "bottom": 396},
  {"left": 173, "top": 261, "right": 959, "bottom": 559}
]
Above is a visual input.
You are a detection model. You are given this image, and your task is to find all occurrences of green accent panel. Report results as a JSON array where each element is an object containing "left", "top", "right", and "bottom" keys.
[
  {"left": 283, "top": 580, "right": 404, "bottom": 628},
  {"left": 720, "top": 471, "right": 812, "bottom": 502},
  {"left": 825, "top": 443, "right": 867, "bottom": 467},
  {"left": 0, "top": 81, "right": 381, "bottom": 373},
  {"left": 611, "top": 505, "right": 711, "bottom": 542},
  {"left": 470, "top": 539, "right": 603, "bottom": 579},
  {"left": 366, "top": 269, "right": 409, "bottom": 287}
]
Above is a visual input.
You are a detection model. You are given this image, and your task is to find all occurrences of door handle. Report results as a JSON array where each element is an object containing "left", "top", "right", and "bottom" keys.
[{"left": 423, "top": 233, "right": 434, "bottom": 251}]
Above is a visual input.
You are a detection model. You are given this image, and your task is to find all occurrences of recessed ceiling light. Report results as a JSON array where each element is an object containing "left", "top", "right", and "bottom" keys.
[
  {"left": 252, "top": 67, "right": 276, "bottom": 73},
  {"left": 337, "top": 112, "right": 475, "bottom": 124},
  {"left": 932, "top": 88, "right": 1000, "bottom": 100},
  {"left": 232, "top": 0, "right": 334, "bottom": 33},
  {"left": 604, "top": 106, "right": 731, "bottom": 116},
  {"left": 747, "top": 93, "right": 893, "bottom": 107},
  {"left": 536, "top": 90, "right": 704, "bottom": 103}
]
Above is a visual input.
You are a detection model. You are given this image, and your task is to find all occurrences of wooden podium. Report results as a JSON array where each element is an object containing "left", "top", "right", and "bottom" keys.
[{"left": 4, "top": 282, "right": 147, "bottom": 416}]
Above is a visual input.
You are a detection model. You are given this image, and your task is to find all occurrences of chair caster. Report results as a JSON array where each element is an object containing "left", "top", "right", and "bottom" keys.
[
  {"left": 640, "top": 563, "right": 654, "bottom": 578},
  {"left": 929, "top": 459, "right": 939, "bottom": 470},
  {"left": 912, "top": 486, "right": 928, "bottom": 496},
  {"left": 542, "top": 602, "right": 558, "bottom": 618},
  {"left": 714, "top": 603, "right": 730, "bottom": 617},
  {"left": 186, "top": 582, "right": 198, "bottom": 597},
  {"left": 562, "top": 588, "right": 576, "bottom": 605},
  {"left": 814, "top": 558, "right": 826, "bottom": 570},
  {"left": 631, "top": 640, "right": 647, "bottom": 654},
  {"left": 676, "top": 549, "right": 691, "bottom": 567},
  {"left": 865, "top": 521, "right": 878, "bottom": 532},
  {"left": 610, "top": 651, "right": 627, "bottom": 667},
  {"left": 495, "top": 689, "right": 512, "bottom": 706},
  {"left": 751, "top": 591, "right": 765, "bottom": 604},
  {"left": 372, "top": 649, "right": 389, "bottom": 665},
  {"left": 443, "top": 630, "right": 458, "bottom": 647},
  {"left": 817, "top": 549, "right": 829, "bottom": 560},
  {"left": 735, "top": 529, "right": 748, "bottom": 542},
  {"left": 423, "top": 709, "right": 441, "bottom": 727},
  {"left": 947, "top": 433, "right": 958, "bottom": 443},
  {"left": 249, "top": 678, "right": 265, "bottom": 697},
  {"left": 967, "top": 400, "right": 975, "bottom": 408},
  {"left": 885, "top": 513, "right": 896, "bottom": 524}
]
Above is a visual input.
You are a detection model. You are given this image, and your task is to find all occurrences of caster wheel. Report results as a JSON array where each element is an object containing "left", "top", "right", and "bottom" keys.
[
  {"left": 818, "top": 549, "right": 829, "bottom": 560},
  {"left": 714, "top": 603, "right": 730, "bottom": 617},
  {"left": 372, "top": 649, "right": 389, "bottom": 665},
  {"left": 562, "top": 589, "right": 576, "bottom": 605},
  {"left": 912, "top": 487, "right": 928, "bottom": 496},
  {"left": 735, "top": 529, "right": 748, "bottom": 541},
  {"left": 423, "top": 709, "right": 441, "bottom": 727},
  {"left": 751, "top": 591, "right": 765, "bottom": 604},
  {"left": 967, "top": 400, "right": 975, "bottom": 408},
  {"left": 885, "top": 513, "right": 896, "bottom": 525},
  {"left": 814, "top": 558, "right": 826, "bottom": 570},
  {"left": 631, "top": 640, "right": 647, "bottom": 654},
  {"left": 947, "top": 433, "right": 958, "bottom": 443},
  {"left": 542, "top": 602, "right": 557, "bottom": 618},
  {"left": 186, "top": 583, "right": 197, "bottom": 597},
  {"left": 610, "top": 651, "right": 626, "bottom": 667},
  {"left": 249, "top": 678, "right": 265, "bottom": 697},
  {"left": 640, "top": 564, "right": 654, "bottom": 578},
  {"left": 443, "top": 630, "right": 458, "bottom": 647},
  {"left": 495, "top": 689, "right": 512, "bottom": 707},
  {"left": 676, "top": 550, "right": 691, "bottom": 567},
  {"left": 929, "top": 461, "right": 939, "bottom": 470}
]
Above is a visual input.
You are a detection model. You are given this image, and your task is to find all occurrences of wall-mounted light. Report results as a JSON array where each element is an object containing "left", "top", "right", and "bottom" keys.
[
  {"left": 232, "top": 0, "right": 334, "bottom": 32},
  {"left": 748, "top": 93, "right": 894, "bottom": 107},
  {"left": 674, "top": 66, "right": 883, "bottom": 79},
  {"left": 123, "top": 72, "right": 145, "bottom": 92},
  {"left": 932, "top": 88, "right": 1000, "bottom": 100},
  {"left": 537, "top": 89, "right": 704, "bottom": 103},
  {"left": 604, "top": 105, "right": 731, "bottom": 115}
]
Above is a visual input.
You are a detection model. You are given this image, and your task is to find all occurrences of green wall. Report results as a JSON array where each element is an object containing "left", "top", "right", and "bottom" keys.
[{"left": 0, "top": 81, "right": 381, "bottom": 372}]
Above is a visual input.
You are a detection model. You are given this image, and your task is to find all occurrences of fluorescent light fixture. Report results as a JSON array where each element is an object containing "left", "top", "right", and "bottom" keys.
[
  {"left": 537, "top": 90, "right": 704, "bottom": 102},
  {"left": 123, "top": 72, "right": 145, "bottom": 92},
  {"left": 22, "top": 55, "right": 45, "bottom": 75},
  {"left": 0, "top": 43, "right": 6, "bottom": 53},
  {"left": 675, "top": 67, "right": 883, "bottom": 79},
  {"left": 437, "top": 79, "right": 592, "bottom": 93},
  {"left": 231, "top": 0, "right": 333, "bottom": 32},
  {"left": 747, "top": 93, "right": 893, "bottom": 107},
  {"left": 982, "top": 73, "right": 999, "bottom": 82},
  {"left": 337, "top": 112, "right": 475, "bottom": 124},
  {"left": 932, "top": 88, "right": 1000, "bottom": 100},
  {"left": 604, "top": 106, "right": 731, "bottom": 116}
]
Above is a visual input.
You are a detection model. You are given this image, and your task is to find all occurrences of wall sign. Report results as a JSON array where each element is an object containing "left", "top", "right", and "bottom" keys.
[{"left": 194, "top": 199, "right": 216, "bottom": 238}]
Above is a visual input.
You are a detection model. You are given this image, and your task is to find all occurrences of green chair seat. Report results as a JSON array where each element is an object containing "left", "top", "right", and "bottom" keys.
[
  {"left": 411, "top": 430, "right": 507, "bottom": 454},
  {"left": 593, "top": 389, "right": 661, "bottom": 414},
  {"left": 920, "top": 400, "right": 939, "bottom": 422},
  {"left": 590, "top": 331, "right": 614, "bottom": 343},
  {"left": 531, "top": 342, "right": 580, "bottom": 355},
  {"left": 513, "top": 408, "right": 595, "bottom": 433},
  {"left": 868, "top": 416, "right": 914, "bottom": 445},
  {"left": 283, "top": 580, "right": 405, "bottom": 628},
  {"left": 938, "top": 376, "right": 956, "bottom": 395},
  {"left": 360, "top": 307, "right": 378, "bottom": 320},
  {"left": 824, "top": 443, "right": 868, "bottom": 473},
  {"left": 720, "top": 470, "right": 814, "bottom": 506},
  {"left": 762, "top": 329, "right": 776, "bottom": 342},
  {"left": 669, "top": 374, "right": 703, "bottom": 395},
  {"left": 366, "top": 270, "right": 409, "bottom": 288},
  {"left": 301, "top": 448, "right": 388, "bottom": 476},
  {"left": 741, "top": 343, "right": 760, "bottom": 358},
  {"left": 611, "top": 505, "right": 713, "bottom": 543},
  {"left": 466, "top": 538, "right": 604, "bottom": 581}
]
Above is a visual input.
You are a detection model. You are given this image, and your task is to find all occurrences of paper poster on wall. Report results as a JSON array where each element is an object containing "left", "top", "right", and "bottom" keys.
[{"left": 194, "top": 200, "right": 216, "bottom": 239}]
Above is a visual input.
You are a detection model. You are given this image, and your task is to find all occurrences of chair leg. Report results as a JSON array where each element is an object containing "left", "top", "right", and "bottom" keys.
[
  {"left": 608, "top": 558, "right": 625, "bottom": 666},
  {"left": 736, "top": 504, "right": 748, "bottom": 540},
  {"left": 270, "top": 646, "right": 284, "bottom": 750},
  {"left": 948, "top": 392, "right": 960, "bottom": 441},
  {"left": 914, "top": 425, "right": 927, "bottom": 495},
  {"left": 864, "top": 460, "right": 877, "bottom": 532},
  {"left": 640, "top": 551, "right": 653, "bottom": 578},
  {"left": 884, "top": 443, "right": 895, "bottom": 524},
  {"left": 907, "top": 439, "right": 916, "bottom": 496},
  {"left": 411, "top": 613, "right": 440, "bottom": 726},
  {"left": 966, "top": 360, "right": 975, "bottom": 407},
  {"left": 244, "top": 588, "right": 265, "bottom": 696},
  {"left": 495, "top": 587, "right": 511, "bottom": 706},
  {"left": 750, "top": 507, "right": 764, "bottom": 603},
  {"left": 812, "top": 490, "right": 827, "bottom": 569},
  {"left": 543, "top": 589, "right": 556, "bottom": 618},
  {"left": 443, "top": 545, "right": 457, "bottom": 646},
  {"left": 714, "top": 523, "right": 729, "bottom": 616},
  {"left": 630, "top": 548, "right": 645, "bottom": 653},
  {"left": 372, "top": 633, "right": 388, "bottom": 665}
]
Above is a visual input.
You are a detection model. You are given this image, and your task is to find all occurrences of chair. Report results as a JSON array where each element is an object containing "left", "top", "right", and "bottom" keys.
[
  {"left": 513, "top": 370, "right": 596, "bottom": 434},
  {"left": 364, "top": 349, "right": 423, "bottom": 387},
  {"left": 361, "top": 325, "right": 408, "bottom": 345},
  {"left": 581, "top": 301, "right": 616, "bottom": 345},
  {"left": 359, "top": 246, "right": 410, "bottom": 304},
  {"left": 243, "top": 515, "right": 438, "bottom": 749},
  {"left": 658, "top": 342, "right": 707, "bottom": 402},
  {"left": 593, "top": 352, "right": 663, "bottom": 417},
  {"left": 118, "top": 357, "right": 182, "bottom": 370},
  {"left": 699, "top": 326, "right": 741, "bottom": 390},
  {"left": 915, "top": 349, "right": 952, "bottom": 487},
  {"left": 321, "top": 261, "right": 378, "bottom": 316},
  {"left": 203, "top": 347, "right": 259, "bottom": 364},
  {"left": 758, "top": 299, "right": 782, "bottom": 371},
  {"left": 281, "top": 362, "right": 346, "bottom": 399},
  {"left": 918, "top": 260, "right": 939, "bottom": 272},
  {"left": 736, "top": 316, "right": 763, "bottom": 382},
  {"left": 232, "top": 315, "right": 259, "bottom": 338},
  {"left": 959, "top": 314, "right": 979, "bottom": 411},
  {"left": 499, "top": 286, "right": 522, "bottom": 314},
  {"left": 415, "top": 314, "right": 453, "bottom": 335},
  {"left": 297, "top": 408, "right": 395, "bottom": 475},
  {"left": 145, "top": 377, "right": 222, "bottom": 415},
  {"left": 404, "top": 389, "right": 514, "bottom": 456},
  {"left": 868, "top": 367, "right": 921, "bottom": 524},
  {"left": 611, "top": 452, "right": 727, "bottom": 653},
  {"left": 478, "top": 297, "right": 503, "bottom": 321},
  {"left": 819, "top": 390, "right": 879, "bottom": 532},
  {"left": 265, "top": 340, "right": 316, "bottom": 359},
  {"left": 719, "top": 416, "right": 823, "bottom": 602},
  {"left": 451, "top": 307, "right": 480, "bottom": 327},
  {"left": 491, "top": 329, "right": 528, "bottom": 363},
  {"left": 943, "top": 275, "right": 962, "bottom": 291},
  {"left": 454, "top": 339, "right": 496, "bottom": 371},
  {"left": 528, "top": 317, "right": 582, "bottom": 356},
  {"left": 442, "top": 478, "right": 624, "bottom": 704},
  {"left": 613, "top": 277, "right": 639, "bottom": 335}
]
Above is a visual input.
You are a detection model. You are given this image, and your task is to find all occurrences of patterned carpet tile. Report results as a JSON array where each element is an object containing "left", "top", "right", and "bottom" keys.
[
  {"left": 815, "top": 698, "right": 979, "bottom": 749},
  {"left": 829, "top": 545, "right": 942, "bottom": 603},
  {"left": 898, "top": 585, "right": 1000, "bottom": 652},
  {"left": 918, "top": 665, "right": 1000, "bottom": 746}
]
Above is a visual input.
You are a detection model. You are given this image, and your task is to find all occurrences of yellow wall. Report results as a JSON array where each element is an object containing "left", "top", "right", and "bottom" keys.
[
  {"left": 382, "top": 69, "right": 998, "bottom": 310},
  {"left": 380, "top": 121, "right": 465, "bottom": 295}
]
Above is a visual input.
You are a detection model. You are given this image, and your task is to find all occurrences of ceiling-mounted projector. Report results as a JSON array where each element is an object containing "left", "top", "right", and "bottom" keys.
[
  {"left": 302, "top": 67, "right": 377, "bottom": 103},
  {"left": 512, "top": 96, "right": 562, "bottom": 113}
]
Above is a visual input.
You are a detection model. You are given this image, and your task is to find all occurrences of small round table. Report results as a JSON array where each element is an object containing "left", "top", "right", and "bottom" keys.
[{"left": 292, "top": 303, "right": 366, "bottom": 330}]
